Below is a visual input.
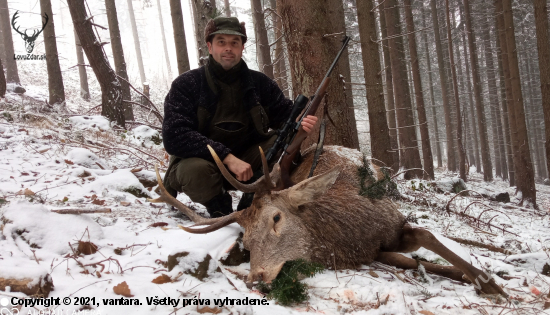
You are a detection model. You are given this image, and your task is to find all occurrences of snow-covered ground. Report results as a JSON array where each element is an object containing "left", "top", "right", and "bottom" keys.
[{"left": 2, "top": 65, "right": 550, "bottom": 314}]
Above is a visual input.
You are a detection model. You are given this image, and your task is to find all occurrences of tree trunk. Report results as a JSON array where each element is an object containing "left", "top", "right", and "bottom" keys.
[
  {"left": 384, "top": 0, "right": 423, "bottom": 179},
  {"left": 170, "top": 0, "right": 191, "bottom": 75},
  {"left": 489, "top": 16, "right": 508, "bottom": 181},
  {"left": 278, "top": 0, "right": 359, "bottom": 150},
  {"left": 0, "top": 0, "right": 21, "bottom": 84},
  {"left": 454, "top": 19, "right": 473, "bottom": 169},
  {"left": 0, "top": 17, "right": 5, "bottom": 64},
  {"left": 380, "top": 2, "right": 400, "bottom": 172},
  {"left": 501, "top": 0, "right": 537, "bottom": 206},
  {"left": 495, "top": 1, "right": 517, "bottom": 186},
  {"left": 73, "top": 28, "right": 90, "bottom": 100},
  {"left": 224, "top": 0, "right": 231, "bottom": 16},
  {"left": 251, "top": 0, "right": 274, "bottom": 78},
  {"left": 521, "top": 43, "right": 540, "bottom": 180},
  {"left": 0, "top": 57, "right": 5, "bottom": 98},
  {"left": 527, "top": 56, "right": 544, "bottom": 180},
  {"left": 40, "top": 0, "right": 65, "bottom": 105},
  {"left": 127, "top": 0, "right": 147, "bottom": 85},
  {"left": 191, "top": 0, "right": 215, "bottom": 66},
  {"left": 430, "top": 0, "right": 455, "bottom": 172},
  {"left": 445, "top": 0, "right": 466, "bottom": 181},
  {"left": 480, "top": 4, "right": 501, "bottom": 178},
  {"left": 356, "top": 0, "right": 394, "bottom": 170},
  {"left": 157, "top": 0, "right": 173, "bottom": 83},
  {"left": 534, "top": 0, "right": 550, "bottom": 181},
  {"left": 420, "top": 7, "right": 442, "bottom": 169},
  {"left": 68, "top": 0, "right": 124, "bottom": 127},
  {"left": 404, "top": 0, "right": 434, "bottom": 179},
  {"left": 463, "top": 0, "right": 492, "bottom": 182},
  {"left": 495, "top": 32, "right": 511, "bottom": 182},
  {"left": 461, "top": 27, "right": 481, "bottom": 173},
  {"left": 105, "top": 0, "right": 133, "bottom": 120},
  {"left": 269, "top": 0, "right": 289, "bottom": 97}
]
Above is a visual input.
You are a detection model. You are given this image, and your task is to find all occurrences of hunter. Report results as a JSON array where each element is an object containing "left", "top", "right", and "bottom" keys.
[{"left": 162, "top": 16, "right": 318, "bottom": 218}]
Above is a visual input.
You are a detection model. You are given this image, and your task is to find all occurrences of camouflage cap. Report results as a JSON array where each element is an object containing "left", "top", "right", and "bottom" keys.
[{"left": 204, "top": 17, "right": 247, "bottom": 43}]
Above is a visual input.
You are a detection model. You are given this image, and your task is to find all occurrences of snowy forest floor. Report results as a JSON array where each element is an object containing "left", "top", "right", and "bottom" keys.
[{"left": 1, "top": 63, "right": 550, "bottom": 314}]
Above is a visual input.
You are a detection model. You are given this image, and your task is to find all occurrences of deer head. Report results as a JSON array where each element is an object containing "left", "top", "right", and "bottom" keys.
[
  {"left": 169, "top": 145, "right": 341, "bottom": 283},
  {"left": 11, "top": 11, "right": 49, "bottom": 54}
]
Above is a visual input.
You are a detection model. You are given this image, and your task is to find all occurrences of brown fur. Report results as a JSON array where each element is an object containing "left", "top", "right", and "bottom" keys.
[{"left": 236, "top": 146, "right": 406, "bottom": 281}]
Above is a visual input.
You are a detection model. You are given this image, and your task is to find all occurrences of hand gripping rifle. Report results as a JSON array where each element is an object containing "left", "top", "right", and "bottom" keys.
[{"left": 236, "top": 36, "right": 350, "bottom": 210}]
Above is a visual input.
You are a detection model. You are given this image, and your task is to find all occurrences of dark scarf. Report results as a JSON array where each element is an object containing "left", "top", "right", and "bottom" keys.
[{"left": 207, "top": 54, "right": 242, "bottom": 85}]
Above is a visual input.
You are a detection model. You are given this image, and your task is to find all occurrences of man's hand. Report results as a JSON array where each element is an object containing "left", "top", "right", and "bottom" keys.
[
  {"left": 223, "top": 154, "right": 253, "bottom": 181},
  {"left": 301, "top": 115, "right": 318, "bottom": 134}
]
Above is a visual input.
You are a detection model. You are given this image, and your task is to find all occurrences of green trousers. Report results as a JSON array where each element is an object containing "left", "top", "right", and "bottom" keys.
[{"left": 164, "top": 135, "right": 277, "bottom": 204}]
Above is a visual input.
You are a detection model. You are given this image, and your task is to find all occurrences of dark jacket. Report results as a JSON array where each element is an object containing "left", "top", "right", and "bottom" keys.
[{"left": 162, "top": 61, "right": 293, "bottom": 162}]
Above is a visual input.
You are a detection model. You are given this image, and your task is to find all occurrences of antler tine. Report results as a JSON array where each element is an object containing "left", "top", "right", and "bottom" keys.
[
  {"left": 11, "top": 11, "right": 26, "bottom": 37},
  {"left": 179, "top": 211, "right": 242, "bottom": 234},
  {"left": 207, "top": 145, "right": 261, "bottom": 193},
  {"left": 33, "top": 13, "right": 48, "bottom": 39},
  {"left": 259, "top": 146, "right": 275, "bottom": 189},
  {"left": 147, "top": 165, "right": 232, "bottom": 226}
]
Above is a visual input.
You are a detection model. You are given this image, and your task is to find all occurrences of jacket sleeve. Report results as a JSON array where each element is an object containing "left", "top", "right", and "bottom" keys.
[
  {"left": 258, "top": 74, "right": 293, "bottom": 129},
  {"left": 162, "top": 72, "right": 231, "bottom": 162}
]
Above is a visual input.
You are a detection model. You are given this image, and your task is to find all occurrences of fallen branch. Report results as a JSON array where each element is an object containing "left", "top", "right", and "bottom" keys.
[
  {"left": 447, "top": 236, "right": 515, "bottom": 255},
  {"left": 445, "top": 189, "right": 485, "bottom": 211},
  {"left": 445, "top": 205, "right": 520, "bottom": 237},
  {"left": 51, "top": 208, "right": 111, "bottom": 214}
]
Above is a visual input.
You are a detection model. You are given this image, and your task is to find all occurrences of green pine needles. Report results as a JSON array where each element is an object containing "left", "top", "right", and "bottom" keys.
[
  {"left": 358, "top": 155, "right": 399, "bottom": 199},
  {"left": 257, "top": 259, "right": 324, "bottom": 306}
]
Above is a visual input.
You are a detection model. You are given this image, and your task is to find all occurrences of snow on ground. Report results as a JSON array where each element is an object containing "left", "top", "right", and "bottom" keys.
[{"left": 2, "top": 66, "right": 550, "bottom": 315}]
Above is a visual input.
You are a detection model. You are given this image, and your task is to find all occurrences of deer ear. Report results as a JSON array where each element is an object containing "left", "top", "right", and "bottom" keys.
[{"left": 287, "top": 166, "right": 341, "bottom": 208}]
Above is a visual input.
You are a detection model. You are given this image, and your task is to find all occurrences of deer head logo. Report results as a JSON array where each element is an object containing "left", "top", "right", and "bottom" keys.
[{"left": 11, "top": 11, "right": 49, "bottom": 54}]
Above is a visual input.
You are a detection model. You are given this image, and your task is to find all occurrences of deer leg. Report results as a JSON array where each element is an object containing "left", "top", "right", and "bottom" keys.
[
  {"left": 376, "top": 252, "right": 467, "bottom": 282},
  {"left": 382, "top": 224, "right": 507, "bottom": 296}
]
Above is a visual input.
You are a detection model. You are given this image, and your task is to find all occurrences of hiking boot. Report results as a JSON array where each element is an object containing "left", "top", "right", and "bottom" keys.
[{"left": 203, "top": 191, "right": 233, "bottom": 218}]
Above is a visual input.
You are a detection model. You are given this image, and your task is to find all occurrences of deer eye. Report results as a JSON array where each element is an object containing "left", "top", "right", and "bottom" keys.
[{"left": 273, "top": 214, "right": 280, "bottom": 223}]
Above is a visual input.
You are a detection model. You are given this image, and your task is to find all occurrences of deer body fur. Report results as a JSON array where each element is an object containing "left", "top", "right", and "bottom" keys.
[{"left": 150, "top": 145, "right": 507, "bottom": 297}]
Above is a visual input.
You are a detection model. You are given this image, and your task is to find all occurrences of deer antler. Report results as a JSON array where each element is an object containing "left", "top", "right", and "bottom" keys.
[
  {"left": 30, "top": 13, "right": 49, "bottom": 41},
  {"left": 11, "top": 11, "right": 27, "bottom": 39},
  {"left": 207, "top": 145, "right": 280, "bottom": 193},
  {"left": 147, "top": 165, "right": 240, "bottom": 227}
]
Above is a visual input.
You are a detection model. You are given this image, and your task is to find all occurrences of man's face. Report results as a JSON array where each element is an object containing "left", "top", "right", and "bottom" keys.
[{"left": 207, "top": 34, "right": 245, "bottom": 70}]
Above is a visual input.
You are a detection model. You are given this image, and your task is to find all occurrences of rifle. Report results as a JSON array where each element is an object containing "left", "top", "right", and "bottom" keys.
[
  {"left": 236, "top": 36, "right": 350, "bottom": 209},
  {"left": 278, "top": 35, "right": 350, "bottom": 188}
]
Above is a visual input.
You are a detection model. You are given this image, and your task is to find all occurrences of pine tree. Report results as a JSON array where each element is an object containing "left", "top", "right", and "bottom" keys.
[
  {"left": 157, "top": 0, "right": 173, "bottom": 83},
  {"left": 534, "top": 0, "right": 550, "bottom": 180},
  {"left": 501, "top": 0, "right": 537, "bottom": 206},
  {"left": 445, "top": 0, "right": 466, "bottom": 181},
  {"left": 40, "top": 0, "right": 65, "bottom": 105},
  {"left": 169, "top": 0, "right": 191, "bottom": 74},
  {"left": 68, "top": 0, "right": 124, "bottom": 127},
  {"left": 0, "top": 0, "right": 21, "bottom": 85},
  {"left": 0, "top": 57, "right": 5, "bottom": 98},
  {"left": 105, "top": 0, "right": 133, "bottom": 119},
  {"left": 383, "top": 0, "right": 423, "bottom": 179},
  {"left": 379, "top": 4, "right": 400, "bottom": 172},
  {"left": 404, "top": 0, "right": 434, "bottom": 179},
  {"left": 430, "top": 0, "right": 455, "bottom": 171},
  {"left": 73, "top": 29, "right": 89, "bottom": 100},
  {"left": 356, "top": 0, "right": 394, "bottom": 170},
  {"left": 463, "top": 0, "right": 492, "bottom": 181},
  {"left": 251, "top": 0, "right": 274, "bottom": 78},
  {"left": 277, "top": 0, "right": 359, "bottom": 150}
]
